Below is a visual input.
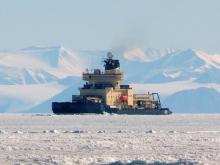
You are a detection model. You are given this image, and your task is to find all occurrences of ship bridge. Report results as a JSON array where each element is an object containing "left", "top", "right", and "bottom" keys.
[
  {"left": 82, "top": 69, "right": 123, "bottom": 88},
  {"left": 82, "top": 52, "right": 123, "bottom": 88}
]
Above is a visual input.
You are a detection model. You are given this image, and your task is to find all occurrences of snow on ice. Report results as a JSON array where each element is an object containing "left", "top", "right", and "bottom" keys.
[{"left": 0, "top": 114, "right": 220, "bottom": 164}]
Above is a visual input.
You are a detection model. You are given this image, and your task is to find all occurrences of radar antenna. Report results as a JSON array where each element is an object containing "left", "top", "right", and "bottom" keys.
[{"left": 107, "top": 52, "right": 113, "bottom": 59}]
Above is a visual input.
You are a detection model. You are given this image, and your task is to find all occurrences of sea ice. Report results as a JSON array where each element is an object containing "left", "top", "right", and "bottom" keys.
[{"left": 0, "top": 114, "right": 219, "bottom": 165}]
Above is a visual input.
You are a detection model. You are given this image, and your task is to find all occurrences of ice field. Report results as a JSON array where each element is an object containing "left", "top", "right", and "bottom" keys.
[{"left": 0, "top": 114, "right": 220, "bottom": 165}]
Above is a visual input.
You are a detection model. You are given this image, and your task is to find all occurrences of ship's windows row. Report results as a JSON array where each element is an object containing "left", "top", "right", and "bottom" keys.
[{"left": 83, "top": 83, "right": 114, "bottom": 89}]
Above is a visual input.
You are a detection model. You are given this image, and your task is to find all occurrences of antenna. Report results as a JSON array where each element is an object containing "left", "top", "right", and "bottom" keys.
[
  {"left": 107, "top": 52, "right": 113, "bottom": 59},
  {"left": 89, "top": 53, "right": 94, "bottom": 73}
]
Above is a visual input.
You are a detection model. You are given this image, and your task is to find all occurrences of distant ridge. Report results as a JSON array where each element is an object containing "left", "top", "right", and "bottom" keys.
[{"left": 164, "top": 87, "right": 220, "bottom": 113}]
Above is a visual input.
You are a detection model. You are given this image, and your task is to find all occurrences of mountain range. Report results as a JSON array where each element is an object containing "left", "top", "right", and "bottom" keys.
[{"left": 0, "top": 46, "right": 220, "bottom": 113}]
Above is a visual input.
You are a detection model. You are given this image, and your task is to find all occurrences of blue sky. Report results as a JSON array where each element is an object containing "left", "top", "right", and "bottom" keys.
[{"left": 0, "top": 0, "right": 220, "bottom": 52}]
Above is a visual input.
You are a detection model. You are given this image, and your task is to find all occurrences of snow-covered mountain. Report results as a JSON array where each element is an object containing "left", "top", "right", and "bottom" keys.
[
  {"left": 122, "top": 49, "right": 220, "bottom": 83},
  {"left": 0, "top": 46, "right": 220, "bottom": 113},
  {"left": 0, "top": 46, "right": 85, "bottom": 85},
  {"left": 123, "top": 48, "right": 177, "bottom": 62}
]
